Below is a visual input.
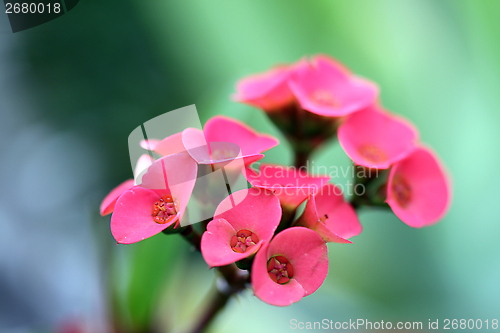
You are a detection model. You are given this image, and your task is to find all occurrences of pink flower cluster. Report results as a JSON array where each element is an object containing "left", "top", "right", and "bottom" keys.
[
  {"left": 201, "top": 167, "right": 361, "bottom": 306},
  {"left": 234, "top": 55, "right": 378, "bottom": 117},
  {"left": 235, "top": 54, "right": 451, "bottom": 227},
  {"left": 100, "top": 54, "right": 451, "bottom": 308},
  {"left": 101, "top": 114, "right": 359, "bottom": 306},
  {"left": 100, "top": 116, "right": 278, "bottom": 244}
]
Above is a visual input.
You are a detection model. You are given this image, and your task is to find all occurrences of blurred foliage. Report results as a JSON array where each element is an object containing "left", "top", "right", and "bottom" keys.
[{"left": 111, "top": 235, "right": 188, "bottom": 332}]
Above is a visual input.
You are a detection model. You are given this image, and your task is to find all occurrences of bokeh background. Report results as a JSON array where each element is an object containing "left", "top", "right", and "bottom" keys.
[{"left": 1, "top": 0, "right": 499, "bottom": 332}]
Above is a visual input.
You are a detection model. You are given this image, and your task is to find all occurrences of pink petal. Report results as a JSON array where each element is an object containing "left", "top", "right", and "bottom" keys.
[
  {"left": 310, "top": 221, "right": 351, "bottom": 243},
  {"left": 233, "top": 65, "right": 294, "bottom": 111},
  {"left": 313, "top": 183, "right": 362, "bottom": 239},
  {"left": 140, "top": 152, "right": 198, "bottom": 219},
  {"left": 183, "top": 123, "right": 268, "bottom": 167},
  {"left": 204, "top": 150, "right": 260, "bottom": 194},
  {"left": 251, "top": 242, "right": 305, "bottom": 306},
  {"left": 296, "top": 196, "right": 321, "bottom": 230},
  {"left": 266, "top": 227, "right": 328, "bottom": 296},
  {"left": 100, "top": 179, "right": 135, "bottom": 216},
  {"left": 204, "top": 116, "right": 279, "bottom": 156},
  {"left": 134, "top": 154, "right": 155, "bottom": 184},
  {"left": 182, "top": 128, "right": 251, "bottom": 165},
  {"left": 214, "top": 188, "right": 281, "bottom": 241},
  {"left": 387, "top": 146, "right": 451, "bottom": 228},
  {"left": 312, "top": 54, "right": 351, "bottom": 78},
  {"left": 111, "top": 187, "right": 178, "bottom": 244},
  {"left": 297, "top": 195, "right": 352, "bottom": 243},
  {"left": 244, "top": 164, "right": 262, "bottom": 184},
  {"left": 289, "top": 56, "right": 378, "bottom": 117},
  {"left": 322, "top": 203, "right": 361, "bottom": 239},
  {"left": 201, "top": 218, "right": 263, "bottom": 267},
  {"left": 206, "top": 141, "right": 259, "bottom": 166},
  {"left": 338, "top": 105, "right": 418, "bottom": 169},
  {"left": 153, "top": 132, "right": 186, "bottom": 156},
  {"left": 139, "top": 139, "right": 161, "bottom": 151},
  {"left": 240, "top": 154, "right": 264, "bottom": 166},
  {"left": 245, "top": 164, "right": 330, "bottom": 208},
  {"left": 182, "top": 128, "right": 211, "bottom": 164}
]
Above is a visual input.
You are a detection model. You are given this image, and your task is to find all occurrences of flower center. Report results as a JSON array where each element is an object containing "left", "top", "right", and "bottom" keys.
[
  {"left": 392, "top": 176, "right": 412, "bottom": 207},
  {"left": 152, "top": 196, "right": 177, "bottom": 224},
  {"left": 230, "top": 229, "right": 260, "bottom": 253},
  {"left": 267, "top": 255, "right": 294, "bottom": 284},
  {"left": 358, "top": 144, "right": 387, "bottom": 163},
  {"left": 311, "top": 90, "right": 339, "bottom": 107}
]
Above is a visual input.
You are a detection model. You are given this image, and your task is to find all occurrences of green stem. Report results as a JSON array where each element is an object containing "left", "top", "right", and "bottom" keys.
[
  {"left": 350, "top": 167, "right": 390, "bottom": 210},
  {"left": 188, "top": 264, "right": 248, "bottom": 333},
  {"left": 189, "top": 285, "right": 231, "bottom": 333},
  {"left": 178, "top": 226, "right": 248, "bottom": 333}
]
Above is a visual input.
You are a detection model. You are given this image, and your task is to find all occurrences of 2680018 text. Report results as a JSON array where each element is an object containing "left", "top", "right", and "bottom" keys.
[
  {"left": 5, "top": 2, "right": 61, "bottom": 14},
  {"left": 442, "top": 319, "right": 498, "bottom": 330}
]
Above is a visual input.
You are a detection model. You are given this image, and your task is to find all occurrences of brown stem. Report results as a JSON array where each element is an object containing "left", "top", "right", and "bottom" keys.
[
  {"left": 180, "top": 225, "right": 202, "bottom": 252},
  {"left": 293, "top": 150, "right": 310, "bottom": 169}
]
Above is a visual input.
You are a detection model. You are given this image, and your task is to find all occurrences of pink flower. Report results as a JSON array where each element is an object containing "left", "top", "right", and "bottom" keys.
[
  {"left": 289, "top": 55, "right": 378, "bottom": 117},
  {"left": 110, "top": 152, "right": 198, "bottom": 244},
  {"left": 201, "top": 187, "right": 281, "bottom": 267},
  {"left": 338, "top": 105, "right": 418, "bottom": 169},
  {"left": 296, "top": 183, "right": 361, "bottom": 242},
  {"left": 386, "top": 146, "right": 451, "bottom": 228},
  {"left": 233, "top": 65, "right": 294, "bottom": 111},
  {"left": 245, "top": 164, "right": 329, "bottom": 209},
  {"left": 252, "top": 227, "right": 328, "bottom": 306},
  {"left": 139, "top": 116, "right": 278, "bottom": 164},
  {"left": 182, "top": 116, "right": 278, "bottom": 166},
  {"left": 204, "top": 116, "right": 278, "bottom": 159}
]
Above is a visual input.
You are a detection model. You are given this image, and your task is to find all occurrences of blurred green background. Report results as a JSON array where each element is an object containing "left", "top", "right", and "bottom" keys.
[{"left": 1, "top": 0, "right": 499, "bottom": 332}]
